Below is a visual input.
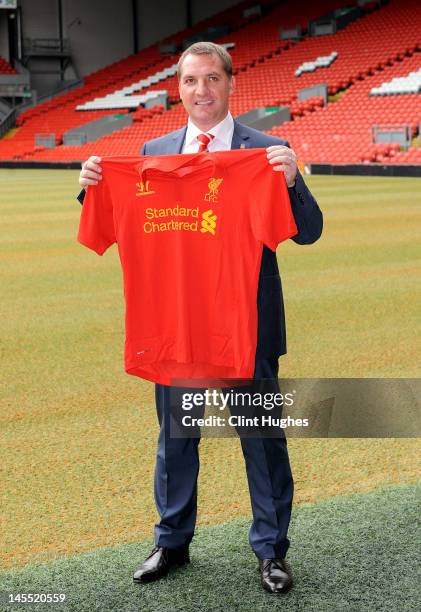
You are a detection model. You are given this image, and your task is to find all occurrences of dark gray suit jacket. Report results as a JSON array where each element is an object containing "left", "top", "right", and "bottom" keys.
[{"left": 77, "top": 119, "right": 323, "bottom": 358}]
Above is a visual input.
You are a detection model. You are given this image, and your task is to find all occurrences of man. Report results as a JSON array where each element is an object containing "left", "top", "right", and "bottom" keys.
[{"left": 78, "top": 42, "right": 322, "bottom": 594}]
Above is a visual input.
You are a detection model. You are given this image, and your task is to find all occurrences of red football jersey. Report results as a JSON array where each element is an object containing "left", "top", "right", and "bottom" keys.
[{"left": 78, "top": 149, "right": 297, "bottom": 386}]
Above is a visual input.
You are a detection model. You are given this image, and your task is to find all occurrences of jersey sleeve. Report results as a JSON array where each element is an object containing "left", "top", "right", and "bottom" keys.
[
  {"left": 77, "top": 175, "right": 116, "bottom": 256},
  {"left": 250, "top": 165, "right": 298, "bottom": 252}
]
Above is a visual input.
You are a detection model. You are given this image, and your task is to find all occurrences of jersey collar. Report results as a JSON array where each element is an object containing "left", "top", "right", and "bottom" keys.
[{"left": 138, "top": 151, "right": 223, "bottom": 179}]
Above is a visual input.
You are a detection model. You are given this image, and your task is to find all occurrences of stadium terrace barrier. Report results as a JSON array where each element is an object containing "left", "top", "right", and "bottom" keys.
[
  {"left": 371, "top": 124, "right": 412, "bottom": 149},
  {"left": 15, "top": 77, "right": 83, "bottom": 116},
  {"left": 309, "top": 163, "right": 421, "bottom": 177},
  {"left": 243, "top": 4, "right": 262, "bottom": 19},
  {"left": 35, "top": 133, "right": 56, "bottom": 148},
  {"left": 309, "top": 5, "right": 362, "bottom": 36},
  {"left": 63, "top": 113, "right": 133, "bottom": 145},
  {"left": 22, "top": 37, "right": 71, "bottom": 55},
  {"left": 0, "top": 72, "right": 31, "bottom": 98},
  {"left": 182, "top": 25, "right": 230, "bottom": 50},
  {"left": 159, "top": 43, "right": 178, "bottom": 55},
  {"left": 1, "top": 161, "right": 420, "bottom": 179},
  {"left": 298, "top": 83, "right": 328, "bottom": 104},
  {"left": 238, "top": 106, "right": 291, "bottom": 130},
  {"left": 0, "top": 161, "right": 82, "bottom": 169},
  {"left": 0, "top": 99, "right": 11, "bottom": 116},
  {"left": 0, "top": 107, "right": 16, "bottom": 139},
  {"left": 280, "top": 26, "right": 302, "bottom": 41}
]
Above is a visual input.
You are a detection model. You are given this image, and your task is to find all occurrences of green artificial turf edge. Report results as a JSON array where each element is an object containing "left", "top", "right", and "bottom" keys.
[{"left": 0, "top": 482, "right": 419, "bottom": 612}]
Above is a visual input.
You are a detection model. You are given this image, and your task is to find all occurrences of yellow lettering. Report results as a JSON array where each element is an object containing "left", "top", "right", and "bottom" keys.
[{"left": 143, "top": 217, "right": 199, "bottom": 233}]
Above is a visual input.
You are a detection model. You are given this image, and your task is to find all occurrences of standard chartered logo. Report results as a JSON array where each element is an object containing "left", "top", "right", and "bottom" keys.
[
  {"left": 200, "top": 210, "right": 217, "bottom": 235},
  {"left": 143, "top": 205, "right": 218, "bottom": 235}
]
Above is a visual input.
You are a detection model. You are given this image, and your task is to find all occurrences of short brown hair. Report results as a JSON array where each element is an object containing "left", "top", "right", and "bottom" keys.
[{"left": 177, "top": 42, "right": 233, "bottom": 79}]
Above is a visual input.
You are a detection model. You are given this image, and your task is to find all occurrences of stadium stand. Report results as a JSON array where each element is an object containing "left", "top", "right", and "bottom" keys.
[
  {"left": 267, "top": 0, "right": 421, "bottom": 164},
  {"left": 0, "top": 0, "right": 273, "bottom": 161},
  {"left": 0, "top": 0, "right": 420, "bottom": 166}
]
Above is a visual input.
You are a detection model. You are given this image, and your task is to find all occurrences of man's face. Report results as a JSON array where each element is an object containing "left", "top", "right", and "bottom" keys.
[{"left": 178, "top": 53, "right": 234, "bottom": 131}]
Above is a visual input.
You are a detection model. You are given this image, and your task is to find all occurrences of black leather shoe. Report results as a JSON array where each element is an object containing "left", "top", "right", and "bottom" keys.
[
  {"left": 133, "top": 546, "right": 190, "bottom": 583},
  {"left": 259, "top": 558, "right": 293, "bottom": 594}
]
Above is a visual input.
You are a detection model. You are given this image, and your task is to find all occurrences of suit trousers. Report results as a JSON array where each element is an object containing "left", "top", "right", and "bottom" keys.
[{"left": 153, "top": 357, "right": 294, "bottom": 560}]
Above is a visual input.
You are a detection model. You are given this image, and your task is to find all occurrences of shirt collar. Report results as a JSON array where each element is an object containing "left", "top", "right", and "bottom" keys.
[
  {"left": 185, "top": 111, "right": 234, "bottom": 149},
  {"left": 138, "top": 151, "right": 221, "bottom": 180}
]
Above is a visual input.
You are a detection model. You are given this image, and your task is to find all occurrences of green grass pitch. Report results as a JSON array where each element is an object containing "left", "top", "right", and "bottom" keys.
[{"left": 0, "top": 169, "right": 420, "bottom": 610}]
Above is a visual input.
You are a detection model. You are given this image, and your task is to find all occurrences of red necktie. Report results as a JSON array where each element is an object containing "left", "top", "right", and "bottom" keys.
[{"left": 197, "top": 133, "right": 214, "bottom": 152}]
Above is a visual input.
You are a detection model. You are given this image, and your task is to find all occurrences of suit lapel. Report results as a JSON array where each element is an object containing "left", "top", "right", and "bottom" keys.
[
  {"left": 170, "top": 126, "right": 187, "bottom": 154},
  {"left": 166, "top": 120, "right": 249, "bottom": 153},
  {"left": 231, "top": 120, "right": 251, "bottom": 150}
]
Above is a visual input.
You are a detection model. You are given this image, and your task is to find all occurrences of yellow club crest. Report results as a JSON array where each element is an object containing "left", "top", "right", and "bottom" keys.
[{"left": 204, "top": 177, "right": 223, "bottom": 203}]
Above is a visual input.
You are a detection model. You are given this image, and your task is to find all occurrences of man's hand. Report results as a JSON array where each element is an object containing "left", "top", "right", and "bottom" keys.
[
  {"left": 266, "top": 145, "right": 297, "bottom": 188},
  {"left": 79, "top": 156, "right": 102, "bottom": 189}
]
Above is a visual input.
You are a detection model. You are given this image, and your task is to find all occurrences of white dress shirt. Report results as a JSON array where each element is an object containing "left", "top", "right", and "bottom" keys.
[{"left": 182, "top": 111, "right": 234, "bottom": 154}]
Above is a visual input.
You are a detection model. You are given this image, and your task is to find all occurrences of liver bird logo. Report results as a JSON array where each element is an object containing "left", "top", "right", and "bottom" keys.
[{"left": 205, "top": 177, "right": 223, "bottom": 202}]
